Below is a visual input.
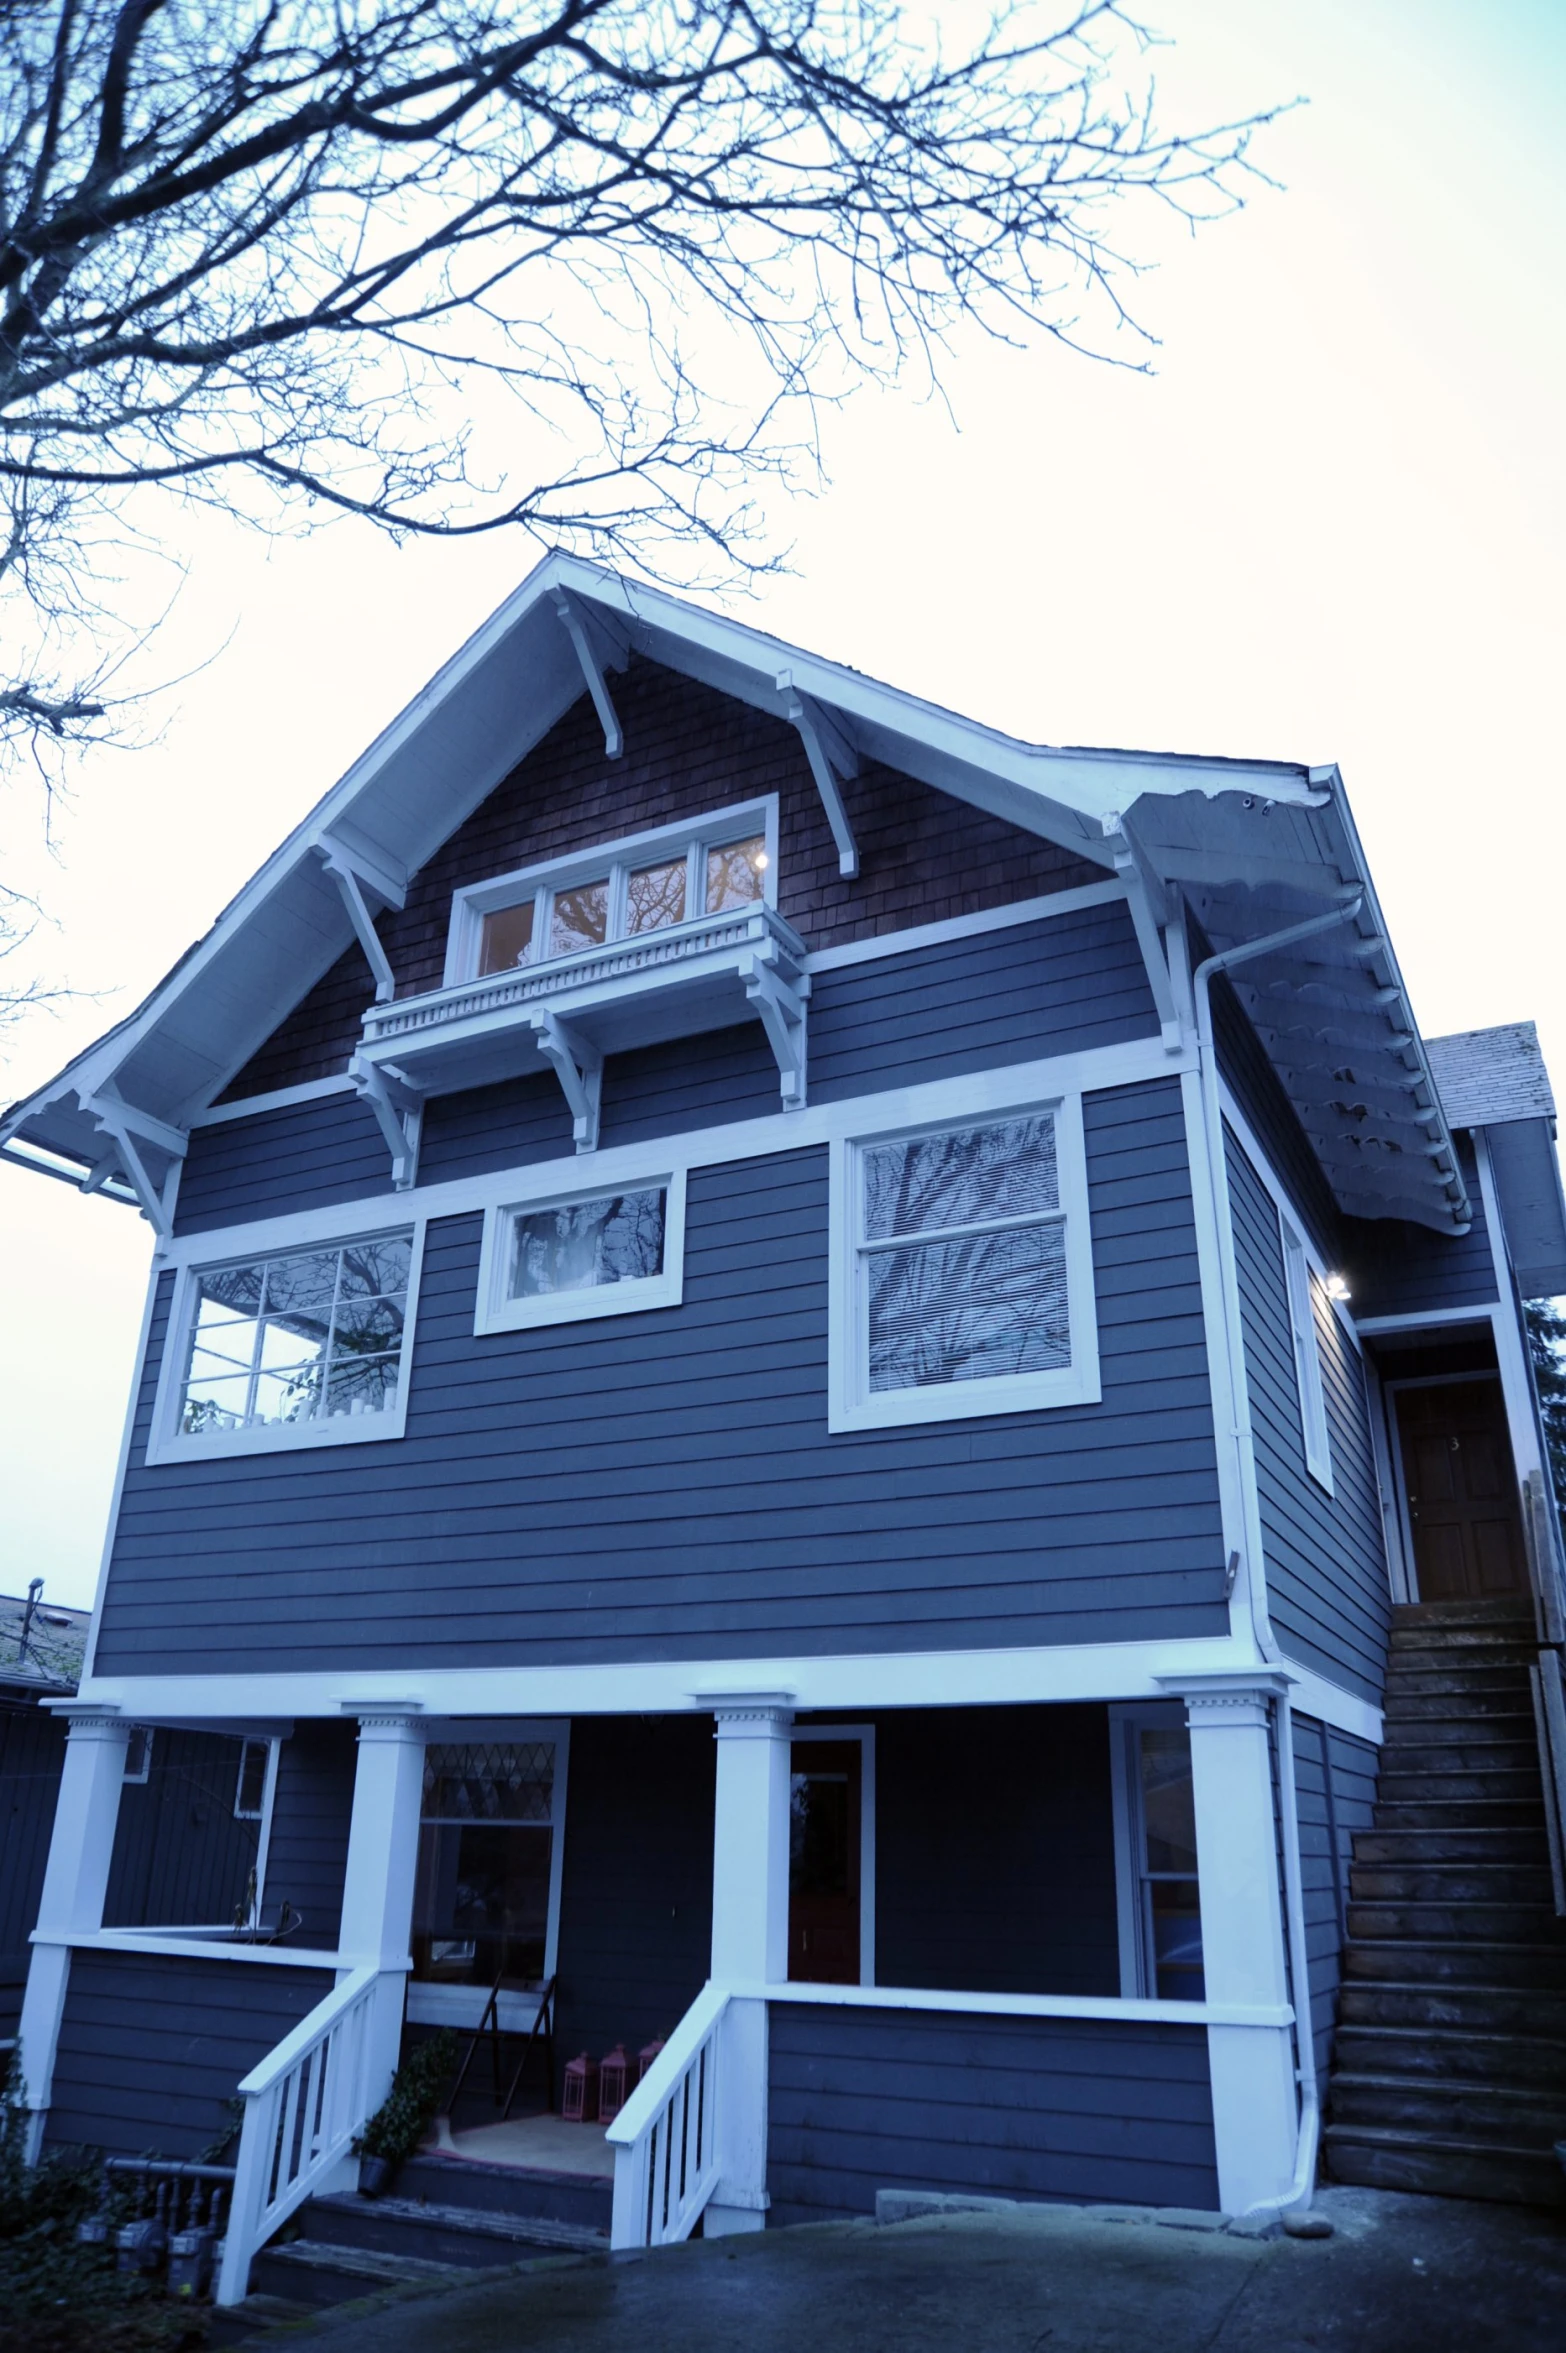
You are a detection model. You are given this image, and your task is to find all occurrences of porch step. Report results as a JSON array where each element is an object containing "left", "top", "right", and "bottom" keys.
[
  {"left": 1377, "top": 1740, "right": 1540, "bottom": 1776},
  {"left": 298, "top": 2190, "right": 608, "bottom": 2267},
  {"left": 1338, "top": 1978, "right": 1566, "bottom": 2035},
  {"left": 1376, "top": 1765, "right": 1544, "bottom": 1805},
  {"left": 1329, "top": 2071, "right": 1566, "bottom": 2143},
  {"left": 1365, "top": 1795, "right": 1545, "bottom": 1830},
  {"left": 1383, "top": 1691, "right": 1534, "bottom": 1722},
  {"left": 248, "top": 2238, "right": 480, "bottom": 2310},
  {"left": 1343, "top": 1936, "right": 1566, "bottom": 1988},
  {"left": 1390, "top": 1599, "right": 1536, "bottom": 1631},
  {"left": 1349, "top": 1862, "right": 1556, "bottom": 1905},
  {"left": 1332, "top": 2023, "right": 1566, "bottom": 2091},
  {"left": 400, "top": 2150, "right": 614, "bottom": 2234},
  {"left": 1353, "top": 1825, "right": 1550, "bottom": 1866},
  {"left": 1321, "top": 2123, "right": 1564, "bottom": 2208},
  {"left": 1345, "top": 1899, "right": 1566, "bottom": 1945}
]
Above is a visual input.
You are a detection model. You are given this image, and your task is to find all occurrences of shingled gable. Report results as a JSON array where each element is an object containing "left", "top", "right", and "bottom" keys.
[{"left": 1, "top": 551, "right": 1468, "bottom": 1233}]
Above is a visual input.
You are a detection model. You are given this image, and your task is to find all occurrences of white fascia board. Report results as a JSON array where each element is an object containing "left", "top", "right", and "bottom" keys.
[{"left": 73, "top": 1637, "right": 1382, "bottom": 1744}]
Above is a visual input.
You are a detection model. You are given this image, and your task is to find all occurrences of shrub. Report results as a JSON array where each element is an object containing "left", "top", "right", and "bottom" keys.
[{"left": 353, "top": 2031, "right": 458, "bottom": 2168}]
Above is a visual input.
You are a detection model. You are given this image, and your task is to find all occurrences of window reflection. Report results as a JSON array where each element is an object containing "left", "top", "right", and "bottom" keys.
[
  {"left": 626, "top": 859, "right": 687, "bottom": 935},
  {"left": 705, "top": 836, "right": 767, "bottom": 913},
  {"left": 550, "top": 880, "right": 609, "bottom": 958},
  {"left": 180, "top": 1234, "right": 412, "bottom": 1437}
]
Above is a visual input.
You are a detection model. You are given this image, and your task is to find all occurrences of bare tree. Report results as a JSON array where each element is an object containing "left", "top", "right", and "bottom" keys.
[{"left": 0, "top": 0, "right": 1280, "bottom": 784}]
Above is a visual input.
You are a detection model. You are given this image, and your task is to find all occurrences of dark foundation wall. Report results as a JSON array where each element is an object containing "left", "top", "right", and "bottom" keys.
[
  {"left": 872, "top": 1705, "right": 1120, "bottom": 1997},
  {"left": 552, "top": 1715, "right": 716, "bottom": 2072}
]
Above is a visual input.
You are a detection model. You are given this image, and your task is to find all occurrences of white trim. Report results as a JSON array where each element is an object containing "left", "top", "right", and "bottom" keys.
[
  {"left": 1280, "top": 1219, "right": 1335, "bottom": 1493},
  {"left": 1107, "top": 1699, "right": 1191, "bottom": 2000},
  {"left": 121, "top": 1725, "right": 153, "bottom": 1783},
  {"left": 47, "top": 1928, "right": 361, "bottom": 1968},
  {"left": 406, "top": 1982, "right": 549, "bottom": 2032},
  {"left": 789, "top": 1722, "right": 876, "bottom": 1988},
  {"left": 191, "top": 1077, "right": 359, "bottom": 1129},
  {"left": 73, "top": 1636, "right": 1385, "bottom": 1744},
  {"left": 803, "top": 882, "right": 1126, "bottom": 974},
  {"left": 82, "top": 1255, "right": 162, "bottom": 1681},
  {"left": 739, "top": 1978, "right": 1291, "bottom": 2030},
  {"left": 473, "top": 1169, "right": 686, "bottom": 1336},
  {"left": 250, "top": 1738, "right": 280, "bottom": 1928},
  {"left": 148, "top": 1037, "right": 1189, "bottom": 1275},
  {"left": 826, "top": 1094, "right": 1100, "bottom": 1433},
  {"left": 1354, "top": 1306, "right": 1503, "bottom": 1332},
  {"left": 412, "top": 1716, "right": 570, "bottom": 1999},
  {"left": 234, "top": 1735, "right": 272, "bottom": 1820},
  {"left": 1471, "top": 1131, "right": 1551, "bottom": 1495},
  {"left": 443, "top": 797, "right": 779, "bottom": 990},
  {"left": 143, "top": 1217, "right": 426, "bottom": 1467},
  {"left": 1362, "top": 1354, "right": 1414, "bottom": 1605}
]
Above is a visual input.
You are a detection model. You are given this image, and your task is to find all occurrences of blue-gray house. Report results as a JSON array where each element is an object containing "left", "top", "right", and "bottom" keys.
[{"left": 4, "top": 558, "right": 1565, "bottom": 2305}]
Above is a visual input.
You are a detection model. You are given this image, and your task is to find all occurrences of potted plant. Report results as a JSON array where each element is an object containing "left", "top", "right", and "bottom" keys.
[{"left": 352, "top": 2031, "right": 457, "bottom": 2197}]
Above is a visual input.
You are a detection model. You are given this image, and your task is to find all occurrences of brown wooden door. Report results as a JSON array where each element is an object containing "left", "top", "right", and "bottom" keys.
[
  {"left": 788, "top": 1741, "right": 860, "bottom": 1984},
  {"left": 1394, "top": 1377, "right": 1529, "bottom": 1600}
]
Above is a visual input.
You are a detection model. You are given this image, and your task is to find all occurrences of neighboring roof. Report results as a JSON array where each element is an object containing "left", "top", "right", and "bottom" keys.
[
  {"left": 0, "top": 1589, "right": 88, "bottom": 1694},
  {"left": 0, "top": 553, "right": 1473, "bottom": 1233},
  {"left": 1426, "top": 1022, "right": 1558, "bottom": 1131}
]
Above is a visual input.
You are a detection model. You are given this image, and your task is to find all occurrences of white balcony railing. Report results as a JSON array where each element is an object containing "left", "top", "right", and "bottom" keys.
[
  {"left": 605, "top": 1982, "right": 728, "bottom": 2250},
  {"left": 214, "top": 1964, "right": 383, "bottom": 2306}
]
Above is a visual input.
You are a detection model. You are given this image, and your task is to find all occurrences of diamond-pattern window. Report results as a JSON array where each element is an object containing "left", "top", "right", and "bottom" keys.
[{"left": 421, "top": 1741, "right": 555, "bottom": 1823}]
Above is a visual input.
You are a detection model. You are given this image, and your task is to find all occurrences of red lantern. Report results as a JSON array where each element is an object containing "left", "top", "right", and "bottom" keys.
[
  {"left": 561, "top": 2052, "right": 600, "bottom": 2123},
  {"left": 598, "top": 2045, "right": 629, "bottom": 2124},
  {"left": 636, "top": 2036, "right": 666, "bottom": 2086}
]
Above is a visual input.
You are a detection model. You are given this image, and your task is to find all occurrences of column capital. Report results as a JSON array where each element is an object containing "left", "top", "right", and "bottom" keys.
[
  {"left": 697, "top": 1690, "right": 796, "bottom": 1735},
  {"left": 341, "top": 1701, "right": 426, "bottom": 1740},
  {"left": 1155, "top": 1671, "right": 1293, "bottom": 1731},
  {"left": 54, "top": 1705, "right": 128, "bottom": 1743}
]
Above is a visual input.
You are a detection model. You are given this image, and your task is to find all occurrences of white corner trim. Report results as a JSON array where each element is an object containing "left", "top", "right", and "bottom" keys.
[
  {"left": 143, "top": 1218, "right": 427, "bottom": 1469},
  {"left": 825, "top": 1091, "right": 1101, "bottom": 1434},
  {"left": 804, "top": 881, "right": 1126, "bottom": 975},
  {"left": 738, "top": 1978, "right": 1292, "bottom": 2031},
  {"left": 190, "top": 1076, "right": 361, "bottom": 1129},
  {"left": 473, "top": 1169, "right": 687, "bottom": 1336},
  {"left": 83, "top": 1251, "right": 163, "bottom": 1681}
]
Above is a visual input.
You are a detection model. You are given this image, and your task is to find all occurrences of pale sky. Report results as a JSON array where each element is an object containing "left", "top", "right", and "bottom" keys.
[{"left": 3, "top": 0, "right": 1562, "bottom": 1611}]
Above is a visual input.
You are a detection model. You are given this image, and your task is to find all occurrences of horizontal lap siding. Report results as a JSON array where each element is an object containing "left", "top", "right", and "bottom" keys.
[
  {"left": 0, "top": 1704, "right": 64, "bottom": 2035},
  {"left": 260, "top": 1721, "right": 357, "bottom": 1946},
  {"left": 1341, "top": 1137, "right": 1498, "bottom": 1319},
  {"left": 1227, "top": 1131, "right": 1391, "bottom": 1701},
  {"left": 44, "top": 1951, "right": 332, "bottom": 2158},
  {"left": 176, "top": 1095, "right": 393, "bottom": 1234},
  {"left": 1293, "top": 1717, "right": 1380, "bottom": 2080},
  {"left": 766, "top": 2006, "right": 1218, "bottom": 2222},
  {"left": 103, "top": 1730, "right": 261, "bottom": 1930},
  {"left": 94, "top": 1080, "right": 1227, "bottom": 1676}
]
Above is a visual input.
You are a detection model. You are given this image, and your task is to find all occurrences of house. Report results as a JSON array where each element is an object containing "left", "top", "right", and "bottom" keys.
[
  {"left": 2, "top": 1586, "right": 88, "bottom": 2047},
  {"left": 3, "top": 557, "right": 1565, "bottom": 2305}
]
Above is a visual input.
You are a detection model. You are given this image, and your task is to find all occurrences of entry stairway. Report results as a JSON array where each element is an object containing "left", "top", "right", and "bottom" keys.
[
  {"left": 1324, "top": 1597, "right": 1566, "bottom": 2207},
  {"left": 214, "top": 2143, "right": 611, "bottom": 2337}
]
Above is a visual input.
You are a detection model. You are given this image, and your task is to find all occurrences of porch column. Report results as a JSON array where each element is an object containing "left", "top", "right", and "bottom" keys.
[
  {"left": 339, "top": 1707, "right": 427, "bottom": 2110},
  {"left": 1174, "top": 1676, "right": 1298, "bottom": 2213},
  {"left": 706, "top": 1695, "right": 794, "bottom": 2238},
  {"left": 16, "top": 1707, "right": 130, "bottom": 2161}
]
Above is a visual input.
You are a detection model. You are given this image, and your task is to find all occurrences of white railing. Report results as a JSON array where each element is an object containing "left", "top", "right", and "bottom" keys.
[
  {"left": 605, "top": 1982, "right": 728, "bottom": 2250},
  {"left": 214, "top": 1964, "right": 382, "bottom": 2306}
]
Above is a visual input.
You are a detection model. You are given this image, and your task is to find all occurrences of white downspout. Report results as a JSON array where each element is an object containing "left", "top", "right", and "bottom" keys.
[{"left": 1190, "top": 895, "right": 1364, "bottom": 2219}]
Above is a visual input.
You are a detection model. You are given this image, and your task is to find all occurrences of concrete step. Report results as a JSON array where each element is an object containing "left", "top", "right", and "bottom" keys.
[
  {"left": 1343, "top": 1937, "right": 1566, "bottom": 1989},
  {"left": 1338, "top": 1978, "right": 1566, "bottom": 2034},
  {"left": 1329, "top": 2071, "right": 1566, "bottom": 2144},
  {"left": 1323, "top": 2122, "right": 1565, "bottom": 2208},
  {"left": 1349, "top": 1861, "right": 1557, "bottom": 1905},
  {"left": 248, "top": 2236, "right": 480, "bottom": 2310},
  {"left": 1346, "top": 1898, "right": 1566, "bottom": 1945},
  {"left": 1332, "top": 2022, "right": 1566, "bottom": 2091},
  {"left": 1353, "top": 1824, "right": 1551, "bottom": 1866},
  {"left": 298, "top": 2190, "right": 607, "bottom": 2268},
  {"left": 1371, "top": 1794, "right": 1546, "bottom": 1831}
]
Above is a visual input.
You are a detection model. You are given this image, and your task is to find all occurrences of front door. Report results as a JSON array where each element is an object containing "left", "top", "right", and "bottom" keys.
[
  {"left": 788, "top": 1740, "right": 861, "bottom": 1983},
  {"left": 1394, "top": 1376, "right": 1529, "bottom": 1600}
]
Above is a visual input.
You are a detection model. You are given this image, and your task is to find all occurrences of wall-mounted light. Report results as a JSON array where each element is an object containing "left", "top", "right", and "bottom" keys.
[{"left": 1325, "top": 1273, "right": 1352, "bottom": 1303}]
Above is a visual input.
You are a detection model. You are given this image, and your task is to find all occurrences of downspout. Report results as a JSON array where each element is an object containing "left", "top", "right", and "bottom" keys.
[{"left": 1191, "top": 894, "right": 1364, "bottom": 2220}]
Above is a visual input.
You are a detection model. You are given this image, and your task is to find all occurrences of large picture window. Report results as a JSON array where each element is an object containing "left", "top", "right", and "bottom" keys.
[
  {"left": 828, "top": 1099, "right": 1098, "bottom": 1431},
  {"left": 474, "top": 1172, "right": 685, "bottom": 1335}
]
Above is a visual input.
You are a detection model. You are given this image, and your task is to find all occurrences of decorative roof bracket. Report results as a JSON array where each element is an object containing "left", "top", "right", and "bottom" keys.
[
  {"left": 527, "top": 1009, "right": 604, "bottom": 1153},
  {"left": 76, "top": 1091, "right": 188, "bottom": 1238},
  {"left": 1102, "top": 811, "right": 1182, "bottom": 1055},
  {"left": 349, "top": 1054, "right": 424, "bottom": 1190},
  {"left": 553, "top": 590, "right": 629, "bottom": 759},
  {"left": 776, "top": 672, "right": 859, "bottom": 879},
  {"left": 316, "top": 832, "right": 408, "bottom": 1006},
  {"left": 741, "top": 949, "right": 809, "bottom": 1111}
]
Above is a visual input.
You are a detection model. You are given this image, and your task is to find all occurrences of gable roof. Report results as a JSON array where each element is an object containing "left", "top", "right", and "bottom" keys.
[
  {"left": 1, "top": 551, "right": 1471, "bottom": 1233},
  {"left": 1427, "top": 1022, "right": 1557, "bottom": 1130}
]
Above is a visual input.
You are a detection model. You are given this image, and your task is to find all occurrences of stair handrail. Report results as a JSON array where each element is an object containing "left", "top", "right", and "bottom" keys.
[
  {"left": 604, "top": 1981, "right": 728, "bottom": 2250},
  {"left": 214, "top": 1962, "right": 381, "bottom": 2307}
]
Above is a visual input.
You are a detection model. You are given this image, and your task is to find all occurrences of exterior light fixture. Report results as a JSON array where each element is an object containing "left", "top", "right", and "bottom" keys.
[{"left": 1325, "top": 1274, "right": 1352, "bottom": 1303}]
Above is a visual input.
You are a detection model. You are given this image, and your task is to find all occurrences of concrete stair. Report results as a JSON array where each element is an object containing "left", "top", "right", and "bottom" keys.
[{"left": 1324, "top": 1598, "right": 1566, "bottom": 2208}]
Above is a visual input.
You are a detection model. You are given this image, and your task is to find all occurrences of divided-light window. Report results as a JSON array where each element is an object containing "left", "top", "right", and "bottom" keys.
[
  {"left": 829, "top": 1102, "right": 1099, "bottom": 1432},
  {"left": 473, "top": 821, "right": 770, "bottom": 979}
]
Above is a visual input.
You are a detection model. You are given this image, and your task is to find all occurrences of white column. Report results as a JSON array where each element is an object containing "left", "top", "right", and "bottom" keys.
[
  {"left": 704, "top": 1695, "right": 793, "bottom": 2238},
  {"left": 338, "top": 1708, "right": 427, "bottom": 2110},
  {"left": 1177, "top": 1676, "right": 1299, "bottom": 2214},
  {"left": 16, "top": 1708, "right": 130, "bottom": 2161}
]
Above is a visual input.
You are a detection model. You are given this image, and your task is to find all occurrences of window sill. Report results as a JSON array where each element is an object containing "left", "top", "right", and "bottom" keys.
[
  {"left": 145, "top": 1407, "right": 409, "bottom": 1469},
  {"left": 475, "top": 1272, "right": 682, "bottom": 1337},
  {"left": 829, "top": 1364, "right": 1102, "bottom": 1434}
]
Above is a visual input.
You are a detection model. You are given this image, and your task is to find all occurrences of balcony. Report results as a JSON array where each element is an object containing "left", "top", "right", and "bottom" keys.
[{"left": 351, "top": 901, "right": 810, "bottom": 1177}]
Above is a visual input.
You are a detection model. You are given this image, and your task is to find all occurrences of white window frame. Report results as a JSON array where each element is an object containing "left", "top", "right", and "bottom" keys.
[
  {"left": 122, "top": 1725, "right": 153, "bottom": 1784},
  {"left": 233, "top": 1735, "right": 273, "bottom": 1821},
  {"left": 145, "top": 1218, "right": 427, "bottom": 1468},
  {"left": 1280, "top": 1216, "right": 1334, "bottom": 1493},
  {"left": 474, "top": 1170, "right": 687, "bottom": 1336},
  {"left": 827, "top": 1093, "right": 1100, "bottom": 1434},
  {"left": 1108, "top": 1701, "right": 1199, "bottom": 2001},
  {"left": 443, "top": 797, "right": 780, "bottom": 989}
]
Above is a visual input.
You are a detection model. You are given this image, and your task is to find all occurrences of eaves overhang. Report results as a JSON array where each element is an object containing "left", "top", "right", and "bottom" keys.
[{"left": 2, "top": 554, "right": 1465, "bottom": 1234}]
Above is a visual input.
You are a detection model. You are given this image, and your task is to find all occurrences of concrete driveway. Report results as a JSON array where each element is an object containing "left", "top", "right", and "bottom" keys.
[{"left": 252, "top": 2186, "right": 1566, "bottom": 2353}]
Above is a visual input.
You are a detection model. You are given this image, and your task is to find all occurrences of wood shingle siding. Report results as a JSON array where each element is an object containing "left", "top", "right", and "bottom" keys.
[
  {"left": 43, "top": 1952, "right": 332, "bottom": 2159},
  {"left": 766, "top": 2005, "right": 1219, "bottom": 2221},
  {"left": 1226, "top": 1129, "right": 1392, "bottom": 1701},
  {"left": 97, "top": 1079, "right": 1227, "bottom": 1677},
  {"left": 217, "top": 657, "right": 1100, "bottom": 1102}
]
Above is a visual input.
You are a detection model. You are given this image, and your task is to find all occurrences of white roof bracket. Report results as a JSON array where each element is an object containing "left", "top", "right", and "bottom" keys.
[
  {"left": 553, "top": 589, "right": 628, "bottom": 759},
  {"left": 78, "top": 1092, "right": 187, "bottom": 1238},
  {"left": 316, "top": 842, "right": 398, "bottom": 1005},
  {"left": 1103, "top": 811, "right": 1182, "bottom": 1054},
  {"left": 349, "top": 1055, "right": 424, "bottom": 1190},
  {"left": 527, "top": 1009, "right": 604, "bottom": 1153},
  {"left": 777, "top": 672, "right": 859, "bottom": 879}
]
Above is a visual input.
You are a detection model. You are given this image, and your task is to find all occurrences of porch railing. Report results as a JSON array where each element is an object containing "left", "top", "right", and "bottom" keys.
[
  {"left": 605, "top": 1982, "right": 727, "bottom": 2250},
  {"left": 214, "top": 1964, "right": 382, "bottom": 2306}
]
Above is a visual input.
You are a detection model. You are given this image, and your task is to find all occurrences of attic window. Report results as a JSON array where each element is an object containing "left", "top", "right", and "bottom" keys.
[{"left": 448, "top": 800, "right": 777, "bottom": 987}]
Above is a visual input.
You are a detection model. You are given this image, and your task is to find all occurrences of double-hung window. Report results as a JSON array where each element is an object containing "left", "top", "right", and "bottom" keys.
[
  {"left": 1111, "top": 1711, "right": 1206, "bottom": 2001},
  {"left": 475, "top": 1173, "right": 686, "bottom": 1335},
  {"left": 828, "top": 1100, "right": 1099, "bottom": 1431},
  {"left": 445, "top": 800, "right": 777, "bottom": 986},
  {"left": 150, "top": 1226, "right": 421, "bottom": 1463}
]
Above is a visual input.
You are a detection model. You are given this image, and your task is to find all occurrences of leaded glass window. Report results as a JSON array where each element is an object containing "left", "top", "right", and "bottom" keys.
[{"left": 179, "top": 1232, "right": 413, "bottom": 1436}]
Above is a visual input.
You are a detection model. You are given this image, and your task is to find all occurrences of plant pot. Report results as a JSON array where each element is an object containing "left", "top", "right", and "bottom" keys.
[{"left": 357, "top": 2155, "right": 395, "bottom": 2199}]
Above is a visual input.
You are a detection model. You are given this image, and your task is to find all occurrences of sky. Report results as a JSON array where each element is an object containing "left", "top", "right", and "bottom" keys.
[{"left": 2, "top": 0, "right": 1563, "bottom": 1611}]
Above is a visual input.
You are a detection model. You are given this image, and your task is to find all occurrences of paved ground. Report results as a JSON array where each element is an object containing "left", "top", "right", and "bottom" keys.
[{"left": 254, "top": 2187, "right": 1566, "bottom": 2353}]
